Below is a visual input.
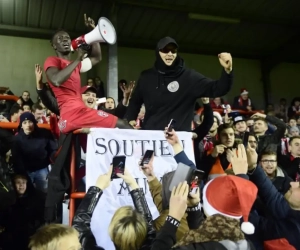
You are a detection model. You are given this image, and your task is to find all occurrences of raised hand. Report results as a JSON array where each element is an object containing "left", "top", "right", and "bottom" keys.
[
  {"left": 35, "top": 64, "right": 43, "bottom": 83},
  {"left": 218, "top": 52, "right": 232, "bottom": 72},
  {"left": 120, "top": 81, "right": 135, "bottom": 99},
  {"left": 229, "top": 144, "right": 248, "bottom": 175},
  {"left": 84, "top": 13, "right": 95, "bottom": 29},
  {"left": 95, "top": 165, "right": 113, "bottom": 190},
  {"left": 169, "top": 182, "right": 189, "bottom": 221}
]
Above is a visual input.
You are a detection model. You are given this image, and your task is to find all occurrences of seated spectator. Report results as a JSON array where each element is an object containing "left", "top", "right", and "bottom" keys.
[
  {"left": 210, "top": 97, "right": 228, "bottom": 109},
  {"left": 201, "top": 123, "right": 238, "bottom": 180},
  {"left": 233, "top": 115, "right": 248, "bottom": 139},
  {"left": 4, "top": 174, "right": 45, "bottom": 250},
  {"left": 289, "top": 126, "right": 299, "bottom": 137},
  {"left": 247, "top": 146, "right": 300, "bottom": 249},
  {"left": 11, "top": 112, "right": 57, "bottom": 193},
  {"left": 288, "top": 97, "right": 300, "bottom": 119},
  {"left": 72, "top": 167, "right": 155, "bottom": 250},
  {"left": 23, "top": 104, "right": 31, "bottom": 112},
  {"left": 287, "top": 117, "right": 298, "bottom": 130},
  {"left": 9, "top": 104, "right": 23, "bottom": 123},
  {"left": 278, "top": 136, "right": 300, "bottom": 181},
  {"left": 251, "top": 112, "right": 286, "bottom": 155},
  {"left": 233, "top": 88, "right": 255, "bottom": 111},
  {"left": 260, "top": 151, "right": 291, "bottom": 193},
  {"left": 274, "top": 98, "right": 288, "bottom": 121},
  {"left": 29, "top": 224, "right": 81, "bottom": 250},
  {"left": 19, "top": 90, "right": 34, "bottom": 108},
  {"left": 31, "top": 103, "right": 47, "bottom": 124}
]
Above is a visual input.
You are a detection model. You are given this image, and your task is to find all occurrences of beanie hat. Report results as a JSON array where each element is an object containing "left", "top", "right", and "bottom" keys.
[
  {"left": 240, "top": 88, "right": 249, "bottom": 95},
  {"left": 203, "top": 175, "right": 258, "bottom": 235},
  {"left": 289, "top": 126, "right": 299, "bottom": 133},
  {"left": 18, "top": 112, "right": 37, "bottom": 130}
]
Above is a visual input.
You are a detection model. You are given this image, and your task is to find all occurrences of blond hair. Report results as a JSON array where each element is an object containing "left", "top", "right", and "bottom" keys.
[
  {"left": 108, "top": 206, "right": 147, "bottom": 250},
  {"left": 29, "top": 224, "right": 78, "bottom": 250}
]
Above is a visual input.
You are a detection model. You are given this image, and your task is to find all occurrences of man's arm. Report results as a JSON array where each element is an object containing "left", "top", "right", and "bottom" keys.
[
  {"left": 248, "top": 166, "right": 291, "bottom": 219},
  {"left": 45, "top": 49, "right": 86, "bottom": 87},
  {"left": 265, "top": 115, "right": 286, "bottom": 141},
  {"left": 124, "top": 79, "right": 143, "bottom": 122},
  {"left": 191, "top": 69, "right": 233, "bottom": 98},
  {"left": 37, "top": 85, "right": 60, "bottom": 116}
]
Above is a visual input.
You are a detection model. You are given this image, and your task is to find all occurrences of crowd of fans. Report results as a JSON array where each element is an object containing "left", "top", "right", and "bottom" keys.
[{"left": 0, "top": 70, "right": 300, "bottom": 249}]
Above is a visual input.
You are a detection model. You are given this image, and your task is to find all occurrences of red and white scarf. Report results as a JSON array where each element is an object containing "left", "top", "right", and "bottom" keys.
[
  {"left": 239, "top": 97, "right": 251, "bottom": 107},
  {"left": 292, "top": 106, "right": 300, "bottom": 112},
  {"left": 281, "top": 137, "right": 290, "bottom": 155}
]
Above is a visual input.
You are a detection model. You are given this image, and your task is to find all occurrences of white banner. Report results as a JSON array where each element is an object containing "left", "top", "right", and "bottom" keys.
[{"left": 86, "top": 128, "right": 194, "bottom": 250}]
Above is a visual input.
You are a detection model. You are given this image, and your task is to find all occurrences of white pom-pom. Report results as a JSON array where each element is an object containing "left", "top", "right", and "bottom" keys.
[{"left": 241, "top": 222, "right": 255, "bottom": 235}]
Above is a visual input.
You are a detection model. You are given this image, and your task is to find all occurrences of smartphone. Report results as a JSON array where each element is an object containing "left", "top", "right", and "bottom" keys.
[
  {"left": 167, "top": 119, "right": 176, "bottom": 132},
  {"left": 111, "top": 156, "right": 126, "bottom": 179},
  {"left": 189, "top": 169, "right": 205, "bottom": 192},
  {"left": 140, "top": 150, "right": 154, "bottom": 167},
  {"left": 243, "top": 132, "right": 249, "bottom": 149}
]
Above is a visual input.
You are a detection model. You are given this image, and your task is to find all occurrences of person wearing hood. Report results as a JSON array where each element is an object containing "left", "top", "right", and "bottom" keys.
[
  {"left": 11, "top": 112, "right": 57, "bottom": 193},
  {"left": 125, "top": 37, "right": 233, "bottom": 131}
]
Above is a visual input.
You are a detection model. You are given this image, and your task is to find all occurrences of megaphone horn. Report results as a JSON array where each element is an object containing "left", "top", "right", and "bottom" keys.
[{"left": 71, "top": 17, "right": 117, "bottom": 51}]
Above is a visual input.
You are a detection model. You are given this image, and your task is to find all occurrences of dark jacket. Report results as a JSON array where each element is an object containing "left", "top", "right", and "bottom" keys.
[
  {"left": 232, "top": 96, "right": 255, "bottom": 111},
  {"left": 125, "top": 37, "right": 233, "bottom": 131},
  {"left": 193, "top": 103, "right": 214, "bottom": 168},
  {"left": 72, "top": 186, "right": 156, "bottom": 250},
  {"left": 256, "top": 115, "right": 286, "bottom": 155},
  {"left": 12, "top": 127, "right": 57, "bottom": 173},
  {"left": 278, "top": 154, "right": 300, "bottom": 181},
  {"left": 101, "top": 103, "right": 127, "bottom": 119},
  {"left": 248, "top": 166, "right": 300, "bottom": 249},
  {"left": 36, "top": 86, "right": 60, "bottom": 115}
]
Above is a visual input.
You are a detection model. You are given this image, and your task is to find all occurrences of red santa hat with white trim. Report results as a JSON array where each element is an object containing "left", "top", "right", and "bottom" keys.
[
  {"left": 240, "top": 88, "right": 249, "bottom": 95},
  {"left": 203, "top": 175, "right": 258, "bottom": 235}
]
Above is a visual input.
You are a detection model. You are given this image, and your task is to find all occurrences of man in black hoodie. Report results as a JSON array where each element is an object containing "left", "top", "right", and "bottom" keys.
[{"left": 125, "top": 37, "right": 233, "bottom": 131}]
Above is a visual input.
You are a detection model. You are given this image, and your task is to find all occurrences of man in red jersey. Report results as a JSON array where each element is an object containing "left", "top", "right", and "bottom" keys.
[{"left": 43, "top": 14, "right": 131, "bottom": 133}]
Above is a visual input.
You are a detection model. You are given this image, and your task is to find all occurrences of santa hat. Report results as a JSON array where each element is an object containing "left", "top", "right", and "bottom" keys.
[
  {"left": 240, "top": 88, "right": 249, "bottom": 95},
  {"left": 203, "top": 175, "right": 258, "bottom": 235}
]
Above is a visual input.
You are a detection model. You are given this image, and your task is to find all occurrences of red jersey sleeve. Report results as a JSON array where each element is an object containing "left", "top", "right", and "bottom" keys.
[{"left": 44, "top": 56, "right": 61, "bottom": 71}]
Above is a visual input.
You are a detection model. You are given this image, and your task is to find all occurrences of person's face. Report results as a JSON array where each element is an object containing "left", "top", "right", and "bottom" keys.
[
  {"left": 22, "top": 92, "right": 30, "bottom": 101},
  {"left": 21, "top": 120, "right": 34, "bottom": 134},
  {"left": 295, "top": 101, "right": 300, "bottom": 107},
  {"left": 284, "top": 182, "right": 300, "bottom": 209},
  {"left": 291, "top": 130, "right": 300, "bottom": 136},
  {"left": 57, "top": 233, "right": 81, "bottom": 250},
  {"left": 220, "top": 128, "right": 235, "bottom": 147},
  {"left": 23, "top": 105, "right": 31, "bottom": 112},
  {"left": 241, "top": 94, "right": 248, "bottom": 100},
  {"left": 280, "top": 99, "right": 286, "bottom": 106},
  {"left": 82, "top": 91, "right": 96, "bottom": 109},
  {"left": 14, "top": 178, "right": 27, "bottom": 195},
  {"left": 260, "top": 154, "right": 277, "bottom": 177},
  {"left": 289, "top": 119, "right": 297, "bottom": 127},
  {"left": 159, "top": 44, "right": 178, "bottom": 66},
  {"left": 253, "top": 120, "right": 267, "bottom": 134},
  {"left": 95, "top": 77, "right": 101, "bottom": 85},
  {"left": 105, "top": 98, "right": 115, "bottom": 109},
  {"left": 235, "top": 121, "right": 247, "bottom": 133},
  {"left": 52, "top": 31, "right": 71, "bottom": 54},
  {"left": 289, "top": 138, "right": 300, "bottom": 157},
  {"left": 267, "top": 104, "right": 274, "bottom": 111},
  {"left": 248, "top": 135, "right": 257, "bottom": 149},
  {"left": 33, "top": 109, "right": 44, "bottom": 122},
  {"left": 87, "top": 78, "right": 94, "bottom": 86},
  {"left": 214, "top": 98, "right": 221, "bottom": 105}
]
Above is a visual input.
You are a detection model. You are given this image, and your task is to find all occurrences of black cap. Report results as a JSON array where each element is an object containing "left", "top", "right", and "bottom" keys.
[{"left": 157, "top": 37, "right": 179, "bottom": 50}]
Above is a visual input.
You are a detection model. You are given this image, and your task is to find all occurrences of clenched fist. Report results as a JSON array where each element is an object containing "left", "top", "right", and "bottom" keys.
[{"left": 218, "top": 52, "right": 232, "bottom": 73}]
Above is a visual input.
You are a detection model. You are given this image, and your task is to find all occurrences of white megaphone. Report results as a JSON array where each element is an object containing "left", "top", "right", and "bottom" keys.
[{"left": 71, "top": 17, "right": 116, "bottom": 51}]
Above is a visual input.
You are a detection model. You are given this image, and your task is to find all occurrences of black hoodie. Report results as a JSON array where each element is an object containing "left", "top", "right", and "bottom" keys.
[{"left": 125, "top": 37, "right": 233, "bottom": 131}]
